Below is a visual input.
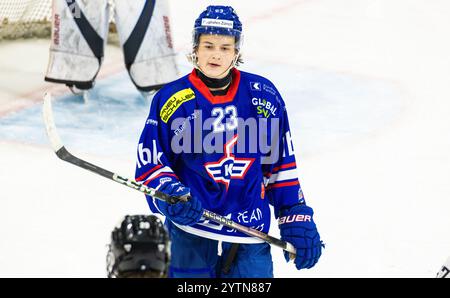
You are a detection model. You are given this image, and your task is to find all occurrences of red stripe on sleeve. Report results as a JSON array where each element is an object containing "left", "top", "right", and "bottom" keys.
[
  {"left": 264, "top": 162, "right": 297, "bottom": 177},
  {"left": 136, "top": 164, "right": 163, "bottom": 182},
  {"left": 143, "top": 173, "right": 178, "bottom": 185},
  {"left": 267, "top": 180, "right": 299, "bottom": 189}
]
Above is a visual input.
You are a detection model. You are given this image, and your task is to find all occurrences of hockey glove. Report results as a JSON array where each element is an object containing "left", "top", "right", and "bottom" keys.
[
  {"left": 278, "top": 204, "right": 323, "bottom": 270},
  {"left": 155, "top": 181, "right": 203, "bottom": 226}
]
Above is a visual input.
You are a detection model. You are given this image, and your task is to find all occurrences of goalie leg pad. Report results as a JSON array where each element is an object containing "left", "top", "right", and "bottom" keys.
[
  {"left": 114, "top": 0, "right": 179, "bottom": 91},
  {"left": 45, "top": 0, "right": 110, "bottom": 89}
]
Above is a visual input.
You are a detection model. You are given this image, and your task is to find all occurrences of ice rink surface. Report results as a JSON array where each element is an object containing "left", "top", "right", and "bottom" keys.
[{"left": 1, "top": 0, "right": 449, "bottom": 277}]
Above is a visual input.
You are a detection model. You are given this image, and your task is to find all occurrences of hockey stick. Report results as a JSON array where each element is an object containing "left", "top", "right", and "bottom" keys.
[
  {"left": 436, "top": 256, "right": 450, "bottom": 278},
  {"left": 42, "top": 92, "right": 296, "bottom": 255}
]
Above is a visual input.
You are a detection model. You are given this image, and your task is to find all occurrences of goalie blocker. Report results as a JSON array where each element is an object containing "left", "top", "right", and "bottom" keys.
[{"left": 45, "top": 0, "right": 178, "bottom": 92}]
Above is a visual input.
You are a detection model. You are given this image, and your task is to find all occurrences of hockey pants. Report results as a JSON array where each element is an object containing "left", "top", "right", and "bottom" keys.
[{"left": 166, "top": 220, "right": 274, "bottom": 278}]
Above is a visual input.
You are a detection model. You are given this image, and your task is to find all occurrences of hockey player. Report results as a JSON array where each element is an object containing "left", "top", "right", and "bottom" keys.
[
  {"left": 135, "top": 5, "right": 323, "bottom": 278},
  {"left": 106, "top": 215, "right": 170, "bottom": 278}
]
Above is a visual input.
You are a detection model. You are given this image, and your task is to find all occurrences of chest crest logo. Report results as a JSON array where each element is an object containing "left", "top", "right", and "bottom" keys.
[{"left": 204, "top": 134, "right": 255, "bottom": 190}]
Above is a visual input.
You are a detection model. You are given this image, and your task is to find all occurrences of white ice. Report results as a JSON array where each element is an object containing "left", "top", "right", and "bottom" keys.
[{"left": 0, "top": 0, "right": 449, "bottom": 277}]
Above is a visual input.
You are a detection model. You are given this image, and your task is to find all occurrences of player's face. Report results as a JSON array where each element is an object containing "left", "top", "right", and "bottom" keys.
[{"left": 196, "top": 34, "right": 237, "bottom": 79}]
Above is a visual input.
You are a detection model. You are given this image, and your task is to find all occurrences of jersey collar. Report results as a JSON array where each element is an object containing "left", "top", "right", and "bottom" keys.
[{"left": 188, "top": 68, "right": 241, "bottom": 104}]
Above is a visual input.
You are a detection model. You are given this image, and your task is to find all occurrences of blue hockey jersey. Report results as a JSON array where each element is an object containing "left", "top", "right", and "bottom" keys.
[{"left": 135, "top": 68, "right": 304, "bottom": 243}]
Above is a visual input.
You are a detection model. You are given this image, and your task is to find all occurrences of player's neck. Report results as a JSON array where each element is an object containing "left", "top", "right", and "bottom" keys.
[{"left": 196, "top": 69, "right": 232, "bottom": 91}]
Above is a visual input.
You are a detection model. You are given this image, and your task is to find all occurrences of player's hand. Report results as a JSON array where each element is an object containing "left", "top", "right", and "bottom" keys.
[
  {"left": 156, "top": 181, "right": 203, "bottom": 226},
  {"left": 278, "top": 204, "right": 323, "bottom": 270}
]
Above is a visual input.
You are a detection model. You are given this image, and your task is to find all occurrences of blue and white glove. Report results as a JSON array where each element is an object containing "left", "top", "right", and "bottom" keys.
[
  {"left": 278, "top": 204, "right": 323, "bottom": 270},
  {"left": 155, "top": 181, "right": 203, "bottom": 226}
]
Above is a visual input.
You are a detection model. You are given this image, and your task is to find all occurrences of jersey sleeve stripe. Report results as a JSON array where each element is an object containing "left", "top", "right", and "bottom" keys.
[
  {"left": 143, "top": 173, "right": 178, "bottom": 185},
  {"left": 267, "top": 168, "right": 298, "bottom": 184},
  {"left": 271, "top": 162, "right": 297, "bottom": 174},
  {"left": 263, "top": 161, "right": 297, "bottom": 177},
  {"left": 136, "top": 164, "right": 163, "bottom": 181},
  {"left": 141, "top": 166, "right": 176, "bottom": 183},
  {"left": 266, "top": 180, "right": 299, "bottom": 189}
]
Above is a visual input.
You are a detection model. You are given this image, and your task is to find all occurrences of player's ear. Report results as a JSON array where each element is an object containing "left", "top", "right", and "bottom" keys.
[
  {"left": 187, "top": 51, "right": 198, "bottom": 65},
  {"left": 235, "top": 53, "right": 243, "bottom": 67}
]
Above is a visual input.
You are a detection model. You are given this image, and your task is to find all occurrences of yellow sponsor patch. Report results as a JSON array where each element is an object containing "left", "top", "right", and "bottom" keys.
[{"left": 160, "top": 88, "right": 195, "bottom": 123}]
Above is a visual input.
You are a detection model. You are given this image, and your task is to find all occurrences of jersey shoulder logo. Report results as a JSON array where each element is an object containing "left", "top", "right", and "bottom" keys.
[
  {"left": 160, "top": 88, "right": 195, "bottom": 123},
  {"left": 204, "top": 135, "right": 255, "bottom": 191},
  {"left": 250, "top": 81, "right": 261, "bottom": 91}
]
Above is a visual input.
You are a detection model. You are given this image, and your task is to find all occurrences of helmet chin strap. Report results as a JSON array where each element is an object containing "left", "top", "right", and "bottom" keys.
[{"left": 190, "top": 50, "right": 240, "bottom": 79}]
